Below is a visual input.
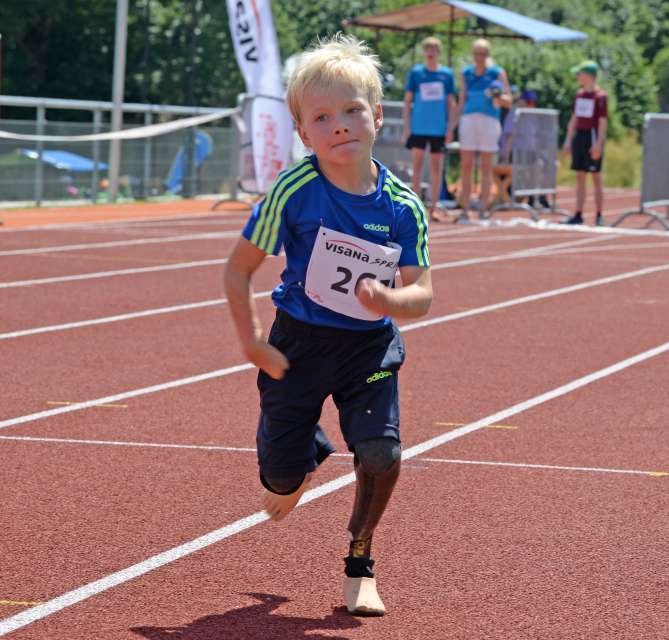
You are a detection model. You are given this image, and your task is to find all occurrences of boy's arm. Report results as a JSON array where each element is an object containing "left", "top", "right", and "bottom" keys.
[
  {"left": 446, "top": 93, "right": 458, "bottom": 143},
  {"left": 403, "top": 91, "right": 413, "bottom": 142},
  {"left": 563, "top": 114, "right": 576, "bottom": 153},
  {"left": 591, "top": 116, "right": 608, "bottom": 160},
  {"left": 356, "top": 267, "right": 432, "bottom": 320},
  {"left": 224, "top": 237, "right": 289, "bottom": 380}
]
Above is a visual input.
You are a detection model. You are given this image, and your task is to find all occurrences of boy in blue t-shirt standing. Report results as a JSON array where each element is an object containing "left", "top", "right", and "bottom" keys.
[
  {"left": 403, "top": 36, "right": 457, "bottom": 222},
  {"left": 224, "top": 34, "right": 433, "bottom": 617}
]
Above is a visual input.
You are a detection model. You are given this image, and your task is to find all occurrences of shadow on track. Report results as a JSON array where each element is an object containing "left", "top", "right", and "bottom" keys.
[{"left": 131, "top": 592, "right": 361, "bottom": 639}]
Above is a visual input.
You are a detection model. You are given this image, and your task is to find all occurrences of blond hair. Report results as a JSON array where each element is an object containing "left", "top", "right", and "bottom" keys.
[
  {"left": 472, "top": 38, "right": 494, "bottom": 65},
  {"left": 286, "top": 33, "right": 383, "bottom": 124},
  {"left": 422, "top": 36, "right": 442, "bottom": 52}
]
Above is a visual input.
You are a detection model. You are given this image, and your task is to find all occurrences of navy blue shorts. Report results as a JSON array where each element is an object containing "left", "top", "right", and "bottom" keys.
[{"left": 256, "top": 309, "right": 405, "bottom": 479}]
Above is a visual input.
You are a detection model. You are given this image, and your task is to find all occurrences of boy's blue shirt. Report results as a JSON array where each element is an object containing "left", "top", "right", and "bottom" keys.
[
  {"left": 242, "top": 155, "right": 430, "bottom": 330},
  {"left": 404, "top": 63, "right": 456, "bottom": 136}
]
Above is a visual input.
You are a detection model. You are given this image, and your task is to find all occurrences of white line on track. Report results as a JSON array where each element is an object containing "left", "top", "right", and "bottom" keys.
[
  {"left": 1, "top": 339, "right": 667, "bottom": 636},
  {"left": 417, "top": 457, "right": 668, "bottom": 477},
  {"left": 2, "top": 261, "right": 669, "bottom": 429},
  {"left": 0, "top": 363, "right": 255, "bottom": 431},
  {"left": 0, "top": 232, "right": 240, "bottom": 256},
  {"left": 538, "top": 241, "right": 669, "bottom": 256},
  {"left": 0, "top": 291, "right": 272, "bottom": 340},
  {"left": 400, "top": 262, "right": 669, "bottom": 332},
  {"left": 0, "top": 233, "right": 606, "bottom": 292},
  {"left": 0, "top": 212, "right": 247, "bottom": 234},
  {"left": 0, "top": 258, "right": 230, "bottom": 289},
  {"left": 0, "top": 435, "right": 258, "bottom": 454},
  {"left": 0, "top": 236, "right": 633, "bottom": 338},
  {"left": 2, "top": 434, "right": 664, "bottom": 478}
]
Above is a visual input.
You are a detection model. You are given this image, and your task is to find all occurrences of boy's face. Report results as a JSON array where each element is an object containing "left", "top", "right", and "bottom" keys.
[
  {"left": 423, "top": 45, "right": 440, "bottom": 64},
  {"left": 297, "top": 81, "right": 382, "bottom": 167},
  {"left": 576, "top": 71, "right": 595, "bottom": 88}
]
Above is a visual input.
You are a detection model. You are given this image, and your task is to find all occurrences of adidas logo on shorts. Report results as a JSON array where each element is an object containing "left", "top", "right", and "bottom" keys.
[{"left": 366, "top": 371, "right": 393, "bottom": 384}]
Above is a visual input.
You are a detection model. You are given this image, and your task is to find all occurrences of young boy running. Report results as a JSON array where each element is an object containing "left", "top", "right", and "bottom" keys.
[
  {"left": 224, "top": 34, "right": 432, "bottom": 616},
  {"left": 562, "top": 60, "right": 609, "bottom": 225}
]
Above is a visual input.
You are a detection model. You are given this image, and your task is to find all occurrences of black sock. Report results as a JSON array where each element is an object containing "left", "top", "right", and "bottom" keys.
[{"left": 344, "top": 555, "right": 375, "bottom": 578}]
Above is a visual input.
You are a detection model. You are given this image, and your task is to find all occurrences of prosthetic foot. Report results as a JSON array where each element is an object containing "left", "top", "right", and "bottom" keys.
[
  {"left": 261, "top": 473, "right": 311, "bottom": 522},
  {"left": 343, "top": 576, "right": 386, "bottom": 616}
]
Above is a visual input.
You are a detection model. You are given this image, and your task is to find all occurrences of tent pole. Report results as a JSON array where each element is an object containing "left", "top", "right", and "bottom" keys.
[
  {"left": 411, "top": 30, "right": 418, "bottom": 66},
  {"left": 448, "top": 5, "right": 455, "bottom": 67}
]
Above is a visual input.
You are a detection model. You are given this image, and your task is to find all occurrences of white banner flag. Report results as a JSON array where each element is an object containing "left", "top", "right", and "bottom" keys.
[{"left": 227, "top": 0, "right": 293, "bottom": 193}]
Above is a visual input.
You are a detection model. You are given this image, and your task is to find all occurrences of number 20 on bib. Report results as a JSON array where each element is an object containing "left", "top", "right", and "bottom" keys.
[{"left": 305, "top": 226, "right": 402, "bottom": 321}]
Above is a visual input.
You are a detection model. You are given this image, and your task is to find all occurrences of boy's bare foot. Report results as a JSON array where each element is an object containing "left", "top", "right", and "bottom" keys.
[
  {"left": 343, "top": 576, "right": 386, "bottom": 616},
  {"left": 262, "top": 473, "right": 312, "bottom": 522}
]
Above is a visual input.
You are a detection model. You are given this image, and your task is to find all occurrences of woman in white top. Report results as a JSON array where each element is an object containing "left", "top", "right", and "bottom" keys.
[{"left": 455, "top": 39, "right": 512, "bottom": 222}]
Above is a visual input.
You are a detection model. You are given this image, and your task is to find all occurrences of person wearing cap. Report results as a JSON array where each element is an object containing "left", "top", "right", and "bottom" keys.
[
  {"left": 562, "top": 60, "right": 608, "bottom": 226},
  {"left": 403, "top": 36, "right": 458, "bottom": 223},
  {"left": 455, "top": 38, "right": 512, "bottom": 223}
]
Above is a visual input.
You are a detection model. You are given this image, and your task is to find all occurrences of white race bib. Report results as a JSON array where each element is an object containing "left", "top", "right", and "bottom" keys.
[
  {"left": 305, "top": 226, "right": 402, "bottom": 321},
  {"left": 575, "top": 97, "right": 595, "bottom": 118},
  {"left": 419, "top": 81, "right": 445, "bottom": 102}
]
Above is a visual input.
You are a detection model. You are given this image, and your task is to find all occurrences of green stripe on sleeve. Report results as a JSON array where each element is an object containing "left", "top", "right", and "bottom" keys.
[
  {"left": 263, "top": 170, "right": 319, "bottom": 254},
  {"left": 385, "top": 176, "right": 429, "bottom": 267},
  {"left": 249, "top": 159, "right": 310, "bottom": 247}
]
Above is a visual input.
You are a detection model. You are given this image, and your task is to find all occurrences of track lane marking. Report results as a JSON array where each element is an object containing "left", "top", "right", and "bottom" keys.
[
  {"left": 0, "top": 258, "right": 230, "bottom": 289},
  {"left": 46, "top": 401, "right": 127, "bottom": 409},
  {"left": 3, "top": 261, "right": 669, "bottom": 429},
  {"left": 0, "top": 232, "right": 241, "bottom": 256},
  {"left": 0, "top": 229, "right": 593, "bottom": 290},
  {"left": 0, "top": 235, "right": 621, "bottom": 335},
  {"left": 1, "top": 339, "right": 667, "bottom": 636},
  {"left": 2, "top": 436, "right": 665, "bottom": 479},
  {"left": 418, "top": 457, "right": 669, "bottom": 477}
]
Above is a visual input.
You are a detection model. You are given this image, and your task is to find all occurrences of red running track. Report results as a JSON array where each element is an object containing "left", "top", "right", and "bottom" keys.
[{"left": 1, "top": 200, "right": 668, "bottom": 639}]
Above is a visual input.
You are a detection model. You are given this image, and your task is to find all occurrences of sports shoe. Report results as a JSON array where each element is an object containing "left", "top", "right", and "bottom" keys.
[
  {"left": 454, "top": 212, "right": 471, "bottom": 224},
  {"left": 596, "top": 213, "right": 605, "bottom": 226},
  {"left": 563, "top": 212, "right": 583, "bottom": 225}
]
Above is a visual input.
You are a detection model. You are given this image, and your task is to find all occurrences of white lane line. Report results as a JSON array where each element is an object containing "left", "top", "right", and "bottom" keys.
[
  {"left": 0, "top": 238, "right": 636, "bottom": 338},
  {"left": 0, "top": 258, "right": 230, "bottom": 289},
  {"left": 0, "top": 230, "right": 606, "bottom": 296},
  {"left": 0, "top": 232, "right": 240, "bottom": 256},
  {"left": 0, "top": 434, "right": 355, "bottom": 457},
  {"left": 539, "top": 241, "right": 669, "bottom": 256},
  {"left": 430, "top": 232, "right": 578, "bottom": 245},
  {"left": 2, "top": 260, "right": 669, "bottom": 429},
  {"left": 400, "top": 262, "right": 669, "bottom": 332},
  {"left": 0, "top": 435, "right": 258, "bottom": 454},
  {"left": 417, "top": 457, "right": 669, "bottom": 477},
  {"left": 431, "top": 234, "right": 612, "bottom": 271},
  {"left": 4, "top": 433, "right": 661, "bottom": 478},
  {"left": 0, "top": 292, "right": 269, "bottom": 340},
  {"left": 1, "top": 339, "right": 667, "bottom": 636},
  {"left": 0, "top": 363, "right": 255, "bottom": 431}
]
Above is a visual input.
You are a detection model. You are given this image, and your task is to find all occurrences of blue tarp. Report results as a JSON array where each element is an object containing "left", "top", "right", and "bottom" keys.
[
  {"left": 20, "top": 149, "right": 108, "bottom": 172},
  {"left": 164, "top": 131, "right": 213, "bottom": 194},
  {"left": 447, "top": 1, "right": 587, "bottom": 42}
]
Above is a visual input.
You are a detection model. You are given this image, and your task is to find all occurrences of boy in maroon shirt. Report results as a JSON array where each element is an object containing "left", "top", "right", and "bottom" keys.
[{"left": 562, "top": 60, "right": 608, "bottom": 226}]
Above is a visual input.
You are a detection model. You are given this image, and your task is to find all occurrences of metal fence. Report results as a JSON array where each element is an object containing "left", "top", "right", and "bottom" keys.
[
  {"left": 489, "top": 108, "right": 568, "bottom": 221},
  {"left": 611, "top": 113, "right": 669, "bottom": 230},
  {"left": 0, "top": 95, "right": 236, "bottom": 205}
]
